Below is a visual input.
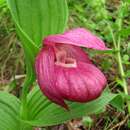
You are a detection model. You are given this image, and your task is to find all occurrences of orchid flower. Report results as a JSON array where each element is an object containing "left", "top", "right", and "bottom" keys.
[{"left": 35, "top": 28, "right": 108, "bottom": 109}]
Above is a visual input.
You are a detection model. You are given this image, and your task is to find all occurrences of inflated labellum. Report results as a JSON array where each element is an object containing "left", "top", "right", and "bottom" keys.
[{"left": 35, "top": 28, "right": 108, "bottom": 109}]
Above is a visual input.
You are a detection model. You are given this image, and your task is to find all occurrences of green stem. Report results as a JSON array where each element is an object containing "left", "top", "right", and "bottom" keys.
[
  {"left": 116, "top": 49, "right": 130, "bottom": 114},
  {"left": 20, "top": 62, "right": 35, "bottom": 120},
  {"left": 116, "top": 35, "right": 130, "bottom": 114},
  {"left": 108, "top": 22, "right": 130, "bottom": 114},
  {"left": 116, "top": 15, "right": 130, "bottom": 114},
  {"left": 20, "top": 88, "right": 29, "bottom": 120},
  {"left": 107, "top": 23, "right": 117, "bottom": 49},
  {"left": 20, "top": 80, "right": 29, "bottom": 120},
  {"left": 20, "top": 121, "right": 33, "bottom": 130}
]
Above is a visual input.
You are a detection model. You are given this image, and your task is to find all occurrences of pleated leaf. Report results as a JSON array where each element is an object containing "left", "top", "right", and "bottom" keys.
[
  {"left": 6, "top": 0, "right": 68, "bottom": 85},
  {"left": 26, "top": 86, "right": 117, "bottom": 127},
  {"left": 0, "top": 92, "right": 20, "bottom": 130}
]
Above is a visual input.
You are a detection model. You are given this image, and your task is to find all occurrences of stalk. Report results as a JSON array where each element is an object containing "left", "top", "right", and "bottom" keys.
[
  {"left": 117, "top": 48, "right": 130, "bottom": 114},
  {"left": 109, "top": 24, "right": 130, "bottom": 114},
  {"left": 117, "top": 36, "right": 130, "bottom": 114},
  {"left": 20, "top": 72, "right": 34, "bottom": 129},
  {"left": 20, "top": 76, "right": 34, "bottom": 119},
  {"left": 20, "top": 81, "right": 28, "bottom": 120},
  {"left": 20, "top": 61, "right": 35, "bottom": 120}
]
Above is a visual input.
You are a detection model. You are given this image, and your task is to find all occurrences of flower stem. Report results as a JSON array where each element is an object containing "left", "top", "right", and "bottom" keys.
[
  {"left": 20, "top": 66, "right": 35, "bottom": 120},
  {"left": 20, "top": 79, "right": 30, "bottom": 120}
]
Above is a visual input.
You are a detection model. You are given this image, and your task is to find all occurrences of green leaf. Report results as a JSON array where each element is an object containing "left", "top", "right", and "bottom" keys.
[
  {"left": 128, "top": 119, "right": 130, "bottom": 128},
  {"left": 6, "top": 0, "right": 68, "bottom": 87},
  {"left": 0, "top": 91, "right": 34, "bottom": 130},
  {"left": 0, "top": 0, "right": 5, "bottom": 6},
  {"left": 123, "top": 54, "right": 129, "bottom": 61},
  {"left": 119, "top": 28, "right": 130, "bottom": 39},
  {"left": 7, "top": 0, "right": 68, "bottom": 47},
  {"left": 0, "top": 91, "right": 20, "bottom": 130},
  {"left": 89, "top": 49, "right": 118, "bottom": 54},
  {"left": 110, "top": 94, "right": 124, "bottom": 112},
  {"left": 26, "top": 86, "right": 117, "bottom": 127},
  {"left": 82, "top": 116, "right": 93, "bottom": 127}
]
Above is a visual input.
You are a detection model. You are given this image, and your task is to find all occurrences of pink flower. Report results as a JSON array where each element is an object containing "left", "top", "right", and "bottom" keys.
[{"left": 35, "top": 28, "right": 108, "bottom": 109}]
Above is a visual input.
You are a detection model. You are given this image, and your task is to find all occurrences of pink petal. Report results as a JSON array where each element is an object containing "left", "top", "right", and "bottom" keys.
[
  {"left": 35, "top": 46, "right": 68, "bottom": 109},
  {"left": 55, "top": 62, "right": 107, "bottom": 102},
  {"left": 44, "top": 28, "right": 108, "bottom": 50}
]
